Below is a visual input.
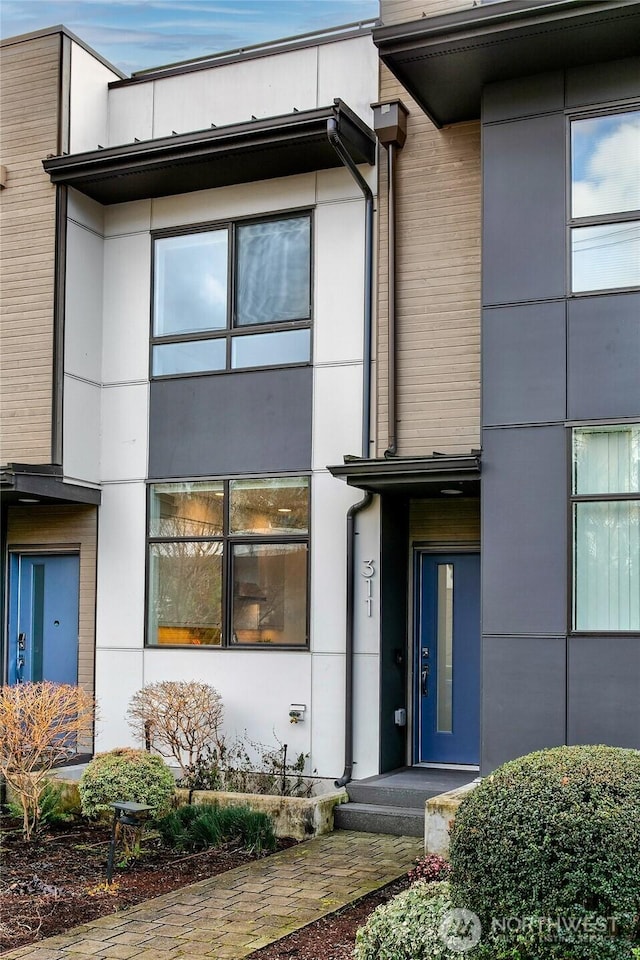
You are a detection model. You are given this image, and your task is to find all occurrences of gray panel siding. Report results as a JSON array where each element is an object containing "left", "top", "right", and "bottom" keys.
[
  {"left": 568, "top": 637, "right": 640, "bottom": 748},
  {"left": 149, "top": 367, "right": 312, "bottom": 479},
  {"left": 566, "top": 57, "right": 640, "bottom": 108},
  {"left": 479, "top": 58, "right": 640, "bottom": 772},
  {"left": 482, "top": 113, "right": 566, "bottom": 306},
  {"left": 567, "top": 293, "right": 640, "bottom": 422},
  {"left": 481, "top": 426, "right": 567, "bottom": 636},
  {"left": 482, "top": 302, "right": 566, "bottom": 426},
  {"left": 482, "top": 72, "right": 564, "bottom": 124},
  {"left": 481, "top": 636, "right": 566, "bottom": 775}
]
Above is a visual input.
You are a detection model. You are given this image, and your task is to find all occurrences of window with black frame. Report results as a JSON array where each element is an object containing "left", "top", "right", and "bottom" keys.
[
  {"left": 151, "top": 213, "right": 311, "bottom": 377},
  {"left": 147, "top": 476, "right": 309, "bottom": 647},
  {"left": 572, "top": 425, "right": 640, "bottom": 632},
  {"left": 570, "top": 109, "right": 640, "bottom": 293}
]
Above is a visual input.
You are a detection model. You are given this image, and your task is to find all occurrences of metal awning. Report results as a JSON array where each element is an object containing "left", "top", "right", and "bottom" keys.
[
  {"left": 0, "top": 464, "right": 101, "bottom": 506},
  {"left": 42, "top": 99, "right": 376, "bottom": 205},
  {"left": 374, "top": 1, "right": 640, "bottom": 127},
  {"left": 328, "top": 453, "right": 481, "bottom": 497}
]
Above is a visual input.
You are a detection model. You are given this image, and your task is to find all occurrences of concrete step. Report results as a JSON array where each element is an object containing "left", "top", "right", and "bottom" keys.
[
  {"left": 346, "top": 782, "right": 442, "bottom": 809},
  {"left": 334, "top": 802, "right": 424, "bottom": 838}
]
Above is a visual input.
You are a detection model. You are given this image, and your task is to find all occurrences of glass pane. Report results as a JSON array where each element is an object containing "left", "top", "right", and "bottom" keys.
[
  {"left": 571, "top": 111, "right": 640, "bottom": 218},
  {"left": 154, "top": 231, "right": 228, "bottom": 336},
  {"left": 231, "top": 329, "right": 310, "bottom": 369},
  {"left": 574, "top": 502, "right": 640, "bottom": 631},
  {"left": 573, "top": 425, "right": 640, "bottom": 495},
  {"left": 152, "top": 338, "right": 225, "bottom": 377},
  {"left": 230, "top": 477, "right": 309, "bottom": 535},
  {"left": 236, "top": 217, "right": 310, "bottom": 326},
  {"left": 232, "top": 542, "right": 307, "bottom": 646},
  {"left": 571, "top": 221, "right": 640, "bottom": 292},
  {"left": 150, "top": 482, "right": 224, "bottom": 538},
  {"left": 148, "top": 541, "right": 223, "bottom": 645},
  {"left": 436, "top": 564, "right": 454, "bottom": 734}
]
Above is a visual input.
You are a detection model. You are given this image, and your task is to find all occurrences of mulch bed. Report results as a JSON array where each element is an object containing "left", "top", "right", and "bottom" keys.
[
  {"left": 0, "top": 814, "right": 294, "bottom": 955},
  {"left": 247, "top": 877, "right": 409, "bottom": 960}
]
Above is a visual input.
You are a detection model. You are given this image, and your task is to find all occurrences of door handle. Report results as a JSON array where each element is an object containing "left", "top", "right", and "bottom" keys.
[{"left": 421, "top": 667, "right": 429, "bottom": 696}]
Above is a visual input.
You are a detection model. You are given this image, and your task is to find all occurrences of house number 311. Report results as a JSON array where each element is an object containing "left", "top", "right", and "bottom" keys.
[{"left": 362, "top": 560, "right": 375, "bottom": 617}]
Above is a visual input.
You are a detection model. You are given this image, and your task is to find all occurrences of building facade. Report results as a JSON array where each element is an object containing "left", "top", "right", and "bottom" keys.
[{"left": 1, "top": 1, "right": 639, "bottom": 781}]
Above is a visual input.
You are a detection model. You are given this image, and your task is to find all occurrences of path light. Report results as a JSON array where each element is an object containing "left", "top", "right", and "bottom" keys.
[{"left": 106, "top": 801, "right": 152, "bottom": 883}]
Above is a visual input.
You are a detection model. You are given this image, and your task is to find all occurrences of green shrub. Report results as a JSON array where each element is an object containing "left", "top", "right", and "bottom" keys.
[
  {"left": 355, "top": 882, "right": 461, "bottom": 960},
  {"left": 6, "top": 779, "right": 75, "bottom": 831},
  {"left": 157, "top": 802, "right": 276, "bottom": 854},
  {"left": 79, "top": 748, "right": 175, "bottom": 819},
  {"left": 450, "top": 745, "right": 640, "bottom": 957}
]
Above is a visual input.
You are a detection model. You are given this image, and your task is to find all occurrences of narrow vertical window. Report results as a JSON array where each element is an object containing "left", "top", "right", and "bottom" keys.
[
  {"left": 570, "top": 110, "right": 640, "bottom": 293},
  {"left": 572, "top": 425, "right": 640, "bottom": 631}
]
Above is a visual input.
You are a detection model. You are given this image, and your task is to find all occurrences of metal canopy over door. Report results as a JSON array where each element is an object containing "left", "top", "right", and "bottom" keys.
[
  {"left": 7, "top": 553, "right": 80, "bottom": 685},
  {"left": 417, "top": 552, "right": 480, "bottom": 765}
]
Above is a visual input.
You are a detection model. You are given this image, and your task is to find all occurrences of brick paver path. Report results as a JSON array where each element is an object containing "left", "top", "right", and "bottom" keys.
[{"left": 5, "top": 832, "right": 422, "bottom": 960}]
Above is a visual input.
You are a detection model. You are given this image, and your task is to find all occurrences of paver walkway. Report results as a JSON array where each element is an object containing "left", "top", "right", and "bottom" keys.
[{"left": 5, "top": 832, "right": 422, "bottom": 960}]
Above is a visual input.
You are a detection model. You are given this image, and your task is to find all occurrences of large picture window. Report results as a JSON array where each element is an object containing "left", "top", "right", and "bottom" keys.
[
  {"left": 152, "top": 213, "right": 311, "bottom": 377},
  {"left": 147, "top": 476, "right": 309, "bottom": 647},
  {"left": 572, "top": 425, "right": 640, "bottom": 632},
  {"left": 570, "top": 109, "right": 640, "bottom": 293}
]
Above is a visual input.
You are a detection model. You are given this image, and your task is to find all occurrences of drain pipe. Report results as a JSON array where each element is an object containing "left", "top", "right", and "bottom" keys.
[
  {"left": 384, "top": 139, "right": 398, "bottom": 458},
  {"left": 327, "top": 115, "right": 373, "bottom": 456},
  {"left": 327, "top": 114, "right": 375, "bottom": 788},
  {"left": 371, "top": 101, "right": 409, "bottom": 459}
]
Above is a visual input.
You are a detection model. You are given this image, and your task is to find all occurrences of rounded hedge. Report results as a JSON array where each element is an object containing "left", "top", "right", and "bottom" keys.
[
  {"left": 450, "top": 745, "right": 640, "bottom": 955},
  {"left": 355, "top": 881, "right": 458, "bottom": 960},
  {"left": 79, "top": 748, "right": 175, "bottom": 819}
]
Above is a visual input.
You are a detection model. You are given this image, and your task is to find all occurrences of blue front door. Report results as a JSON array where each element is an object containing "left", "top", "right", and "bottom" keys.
[
  {"left": 418, "top": 552, "right": 480, "bottom": 765},
  {"left": 7, "top": 554, "right": 80, "bottom": 685}
]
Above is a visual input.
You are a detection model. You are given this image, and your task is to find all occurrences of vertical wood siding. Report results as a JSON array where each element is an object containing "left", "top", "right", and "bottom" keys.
[
  {"left": 380, "top": 0, "right": 474, "bottom": 26},
  {"left": 0, "top": 34, "right": 60, "bottom": 464},
  {"left": 6, "top": 505, "right": 98, "bottom": 703},
  {"left": 376, "top": 62, "right": 481, "bottom": 457},
  {"left": 409, "top": 498, "right": 480, "bottom": 544}
]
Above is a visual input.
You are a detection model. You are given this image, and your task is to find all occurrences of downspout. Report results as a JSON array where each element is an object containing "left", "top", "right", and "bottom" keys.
[
  {"left": 370, "top": 101, "right": 409, "bottom": 458},
  {"left": 384, "top": 140, "right": 397, "bottom": 458},
  {"left": 326, "top": 115, "right": 373, "bottom": 457},
  {"left": 327, "top": 116, "right": 374, "bottom": 787}
]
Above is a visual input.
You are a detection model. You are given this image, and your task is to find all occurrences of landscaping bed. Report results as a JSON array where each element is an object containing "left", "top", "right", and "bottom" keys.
[{"left": 0, "top": 814, "right": 294, "bottom": 954}]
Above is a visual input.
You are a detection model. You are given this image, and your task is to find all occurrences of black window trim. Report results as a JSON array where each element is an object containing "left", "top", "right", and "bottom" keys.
[
  {"left": 568, "top": 422, "right": 640, "bottom": 637},
  {"left": 144, "top": 474, "right": 312, "bottom": 650},
  {"left": 150, "top": 208, "right": 314, "bottom": 379},
  {"left": 566, "top": 103, "right": 640, "bottom": 298}
]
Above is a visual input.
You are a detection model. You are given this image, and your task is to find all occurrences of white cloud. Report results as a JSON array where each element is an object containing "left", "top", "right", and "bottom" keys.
[{"left": 573, "top": 115, "right": 640, "bottom": 217}]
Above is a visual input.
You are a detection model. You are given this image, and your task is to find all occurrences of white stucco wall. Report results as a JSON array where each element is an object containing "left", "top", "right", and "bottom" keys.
[
  {"left": 107, "top": 33, "right": 377, "bottom": 147},
  {"left": 69, "top": 42, "right": 119, "bottom": 153}
]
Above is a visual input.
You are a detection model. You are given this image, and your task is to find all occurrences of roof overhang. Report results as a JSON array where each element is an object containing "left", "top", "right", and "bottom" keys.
[
  {"left": 328, "top": 454, "right": 481, "bottom": 497},
  {"left": 42, "top": 99, "right": 376, "bottom": 205},
  {"left": 0, "top": 464, "right": 101, "bottom": 507},
  {"left": 373, "top": 1, "right": 640, "bottom": 127}
]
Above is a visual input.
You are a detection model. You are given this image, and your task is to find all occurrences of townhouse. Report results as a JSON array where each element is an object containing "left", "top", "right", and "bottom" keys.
[{"left": 1, "top": 0, "right": 639, "bottom": 787}]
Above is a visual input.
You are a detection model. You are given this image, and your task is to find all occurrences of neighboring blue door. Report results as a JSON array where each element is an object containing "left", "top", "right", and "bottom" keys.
[
  {"left": 7, "top": 554, "right": 80, "bottom": 685},
  {"left": 418, "top": 552, "right": 480, "bottom": 765}
]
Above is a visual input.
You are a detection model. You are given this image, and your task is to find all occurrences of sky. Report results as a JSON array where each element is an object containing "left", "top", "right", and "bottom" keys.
[{"left": 0, "top": 0, "right": 379, "bottom": 76}]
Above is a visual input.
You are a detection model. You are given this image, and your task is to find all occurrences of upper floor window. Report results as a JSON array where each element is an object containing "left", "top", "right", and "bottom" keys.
[
  {"left": 572, "top": 424, "right": 640, "bottom": 632},
  {"left": 152, "top": 213, "right": 311, "bottom": 377},
  {"left": 570, "top": 109, "right": 640, "bottom": 293}
]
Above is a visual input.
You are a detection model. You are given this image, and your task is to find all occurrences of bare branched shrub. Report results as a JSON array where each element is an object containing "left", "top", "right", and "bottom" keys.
[
  {"left": 0, "top": 682, "right": 95, "bottom": 840},
  {"left": 127, "top": 681, "right": 223, "bottom": 776}
]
